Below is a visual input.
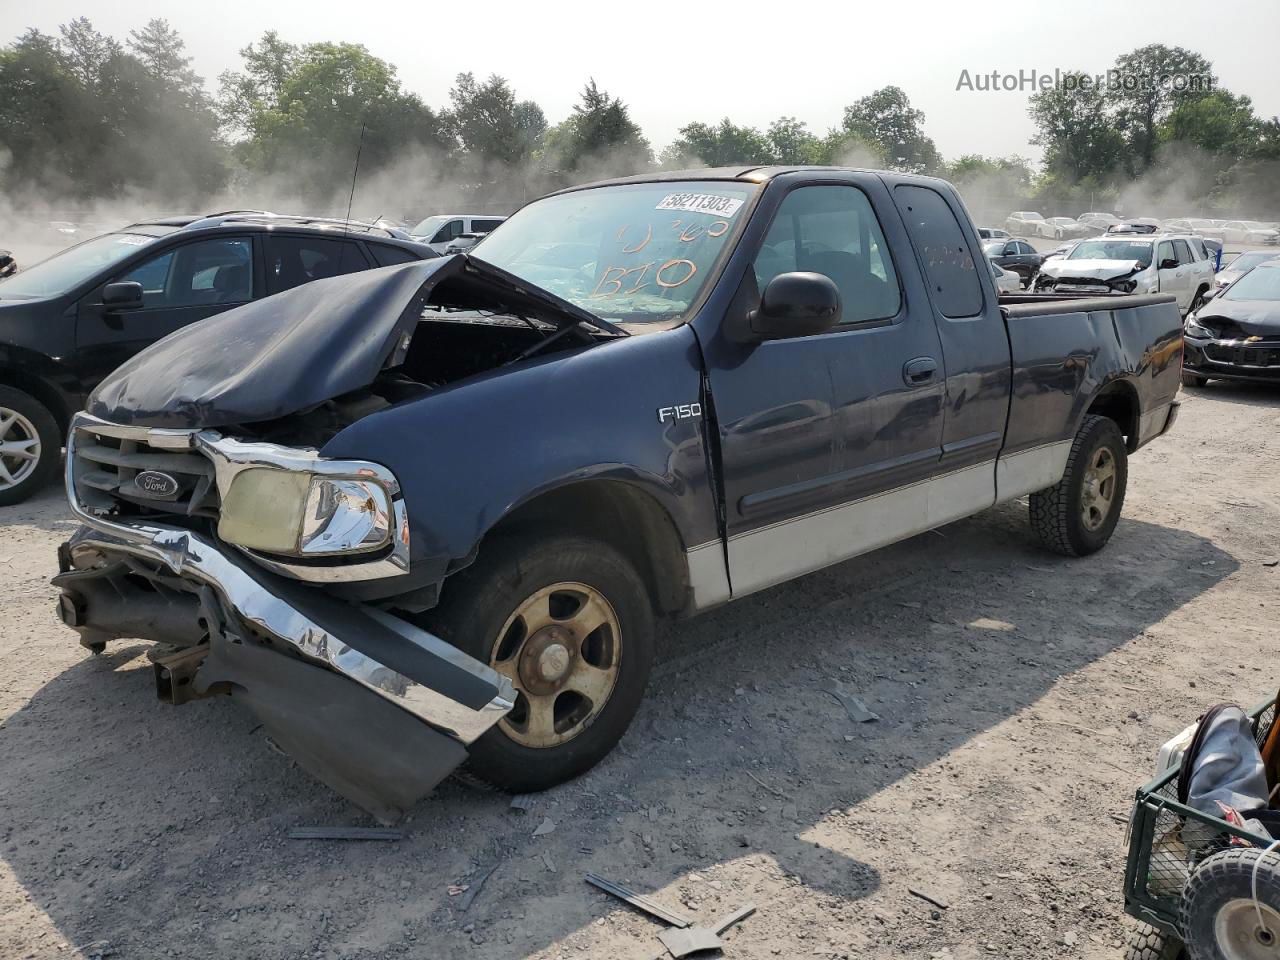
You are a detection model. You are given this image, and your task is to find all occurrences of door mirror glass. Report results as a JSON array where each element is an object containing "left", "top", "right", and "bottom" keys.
[
  {"left": 749, "top": 272, "right": 841, "bottom": 341},
  {"left": 1159, "top": 258, "right": 1178, "bottom": 270},
  {"left": 101, "top": 281, "right": 144, "bottom": 310}
]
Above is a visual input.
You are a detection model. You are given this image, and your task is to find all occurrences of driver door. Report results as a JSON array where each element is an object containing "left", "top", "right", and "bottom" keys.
[
  {"left": 1155, "top": 239, "right": 1189, "bottom": 308},
  {"left": 75, "top": 235, "right": 258, "bottom": 391}
]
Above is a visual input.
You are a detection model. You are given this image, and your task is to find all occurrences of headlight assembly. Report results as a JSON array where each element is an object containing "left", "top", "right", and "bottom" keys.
[
  {"left": 1184, "top": 316, "right": 1212, "bottom": 339},
  {"left": 218, "top": 468, "right": 392, "bottom": 557}
]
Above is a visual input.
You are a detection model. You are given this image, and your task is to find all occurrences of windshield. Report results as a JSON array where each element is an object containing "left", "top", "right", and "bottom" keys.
[
  {"left": 1223, "top": 266, "right": 1280, "bottom": 301},
  {"left": 409, "top": 215, "right": 451, "bottom": 238},
  {"left": 1067, "top": 240, "right": 1153, "bottom": 267},
  {"left": 1225, "top": 252, "right": 1279, "bottom": 274},
  {"left": 0, "top": 232, "right": 159, "bottom": 299},
  {"left": 473, "top": 180, "right": 757, "bottom": 324}
]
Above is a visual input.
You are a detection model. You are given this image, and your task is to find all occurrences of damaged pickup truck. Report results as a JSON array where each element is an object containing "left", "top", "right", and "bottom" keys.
[{"left": 53, "top": 167, "right": 1185, "bottom": 822}]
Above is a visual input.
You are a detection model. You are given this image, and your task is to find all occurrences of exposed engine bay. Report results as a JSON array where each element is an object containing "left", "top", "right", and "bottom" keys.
[{"left": 237, "top": 310, "right": 591, "bottom": 448}]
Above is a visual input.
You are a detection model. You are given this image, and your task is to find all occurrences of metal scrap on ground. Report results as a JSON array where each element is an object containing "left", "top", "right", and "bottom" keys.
[
  {"left": 657, "top": 903, "right": 757, "bottom": 959},
  {"left": 585, "top": 874, "right": 693, "bottom": 928},
  {"left": 821, "top": 678, "right": 880, "bottom": 722}
]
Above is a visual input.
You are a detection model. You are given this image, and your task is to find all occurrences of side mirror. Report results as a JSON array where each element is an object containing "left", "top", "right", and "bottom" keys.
[
  {"left": 1158, "top": 258, "right": 1178, "bottom": 270},
  {"left": 102, "top": 281, "right": 144, "bottom": 310},
  {"left": 747, "top": 272, "right": 841, "bottom": 341}
]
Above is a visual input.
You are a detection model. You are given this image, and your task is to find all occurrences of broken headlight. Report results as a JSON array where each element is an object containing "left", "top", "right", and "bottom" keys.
[
  {"left": 218, "top": 468, "right": 393, "bottom": 557},
  {"left": 1184, "top": 316, "right": 1212, "bottom": 339}
]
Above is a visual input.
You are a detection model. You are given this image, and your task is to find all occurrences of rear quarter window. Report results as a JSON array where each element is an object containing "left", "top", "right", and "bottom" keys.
[
  {"left": 892, "top": 184, "right": 984, "bottom": 317},
  {"left": 370, "top": 244, "right": 422, "bottom": 267}
]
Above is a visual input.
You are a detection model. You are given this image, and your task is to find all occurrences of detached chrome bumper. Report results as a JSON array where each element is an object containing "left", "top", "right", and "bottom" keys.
[{"left": 58, "top": 523, "right": 514, "bottom": 744}]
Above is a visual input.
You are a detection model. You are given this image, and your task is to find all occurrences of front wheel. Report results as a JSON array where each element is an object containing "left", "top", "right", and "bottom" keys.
[
  {"left": 1182, "top": 372, "right": 1209, "bottom": 388},
  {"left": 1029, "top": 414, "right": 1128, "bottom": 557},
  {"left": 422, "top": 534, "right": 655, "bottom": 792},
  {"left": 0, "top": 386, "right": 62, "bottom": 507}
]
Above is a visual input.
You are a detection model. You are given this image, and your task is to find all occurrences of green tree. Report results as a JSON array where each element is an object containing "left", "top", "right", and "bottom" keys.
[
  {"left": 445, "top": 72, "right": 544, "bottom": 167},
  {"left": 547, "top": 79, "right": 650, "bottom": 174},
  {"left": 839, "top": 86, "right": 940, "bottom": 174},
  {"left": 220, "top": 38, "right": 448, "bottom": 203},
  {"left": 1160, "top": 90, "right": 1260, "bottom": 158},
  {"left": 766, "top": 117, "right": 827, "bottom": 165},
  {"left": 665, "top": 118, "right": 773, "bottom": 166},
  {"left": 1029, "top": 71, "right": 1126, "bottom": 183},
  {"left": 1112, "top": 44, "right": 1215, "bottom": 172}
]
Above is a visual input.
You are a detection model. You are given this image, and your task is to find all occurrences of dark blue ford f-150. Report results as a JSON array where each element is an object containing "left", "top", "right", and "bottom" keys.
[{"left": 53, "top": 167, "right": 1183, "bottom": 821}]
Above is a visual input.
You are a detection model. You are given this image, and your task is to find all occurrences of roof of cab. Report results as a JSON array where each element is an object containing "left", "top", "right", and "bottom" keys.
[{"left": 551, "top": 164, "right": 943, "bottom": 197}]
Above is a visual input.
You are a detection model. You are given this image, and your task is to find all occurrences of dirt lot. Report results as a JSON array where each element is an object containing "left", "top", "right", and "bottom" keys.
[{"left": 2, "top": 381, "right": 1278, "bottom": 960}]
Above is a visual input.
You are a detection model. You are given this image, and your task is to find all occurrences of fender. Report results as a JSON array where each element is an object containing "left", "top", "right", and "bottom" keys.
[{"left": 321, "top": 323, "right": 720, "bottom": 584}]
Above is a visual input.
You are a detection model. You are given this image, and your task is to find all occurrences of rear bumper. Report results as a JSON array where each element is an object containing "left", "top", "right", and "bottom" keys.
[{"left": 53, "top": 522, "right": 514, "bottom": 821}]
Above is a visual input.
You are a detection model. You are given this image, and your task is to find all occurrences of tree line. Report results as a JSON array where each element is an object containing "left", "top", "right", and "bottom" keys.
[{"left": 1, "top": 20, "right": 1277, "bottom": 218}]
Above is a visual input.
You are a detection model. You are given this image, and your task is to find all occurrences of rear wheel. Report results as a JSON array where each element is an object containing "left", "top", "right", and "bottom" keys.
[
  {"left": 0, "top": 386, "right": 61, "bottom": 507},
  {"left": 1029, "top": 414, "right": 1128, "bottom": 556},
  {"left": 1187, "top": 288, "right": 1208, "bottom": 317},
  {"left": 423, "top": 534, "right": 655, "bottom": 792}
]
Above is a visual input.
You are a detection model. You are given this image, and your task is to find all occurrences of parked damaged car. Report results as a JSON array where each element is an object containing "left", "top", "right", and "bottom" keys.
[
  {"left": 1182, "top": 260, "right": 1280, "bottom": 387},
  {"left": 1035, "top": 235, "right": 1214, "bottom": 313},
  {"left": 0, "top": 213, "right": 437, "bottom": 506},
  {"left": 54, "top": 167, "right": 1184, "bottom": 822}
]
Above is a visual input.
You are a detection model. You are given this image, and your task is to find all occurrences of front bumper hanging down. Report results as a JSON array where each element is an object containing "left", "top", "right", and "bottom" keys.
[{"left": 53, "top": 523, "right": 515, "bottom": 824}]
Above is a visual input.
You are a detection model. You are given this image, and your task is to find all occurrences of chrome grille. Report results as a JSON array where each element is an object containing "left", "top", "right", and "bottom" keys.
[{"left": 70, "top": 421, "right": 219, "bottom": 518}]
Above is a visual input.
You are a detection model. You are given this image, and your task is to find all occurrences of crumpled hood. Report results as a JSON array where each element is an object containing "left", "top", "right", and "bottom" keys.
[
  {"left": 1038, "top": 258, "right": 1145, "bottom": 282},
  {"left": 88, "top": 256, "right": 622, "bottom": 429},
  {"left": 1195, "top": 297, "right": 1280, "bottom": 337}
]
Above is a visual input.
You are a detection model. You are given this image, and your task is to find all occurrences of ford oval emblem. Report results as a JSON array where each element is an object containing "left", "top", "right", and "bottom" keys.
[{"left": 135, "top": 470, "right": 180, "bottom": 498}]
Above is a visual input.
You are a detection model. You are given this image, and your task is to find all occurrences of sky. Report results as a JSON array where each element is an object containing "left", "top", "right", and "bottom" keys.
[{"left": 4, "top": 0, "right": 1279, "bottom": 167}]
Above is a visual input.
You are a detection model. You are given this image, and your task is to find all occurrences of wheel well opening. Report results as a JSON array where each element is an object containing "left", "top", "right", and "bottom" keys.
[
  {"left": 483, "top": 481, "right": 689, "bottom": 617},
  {"left": 0, "top": 367, "right": 71, "bottom": 440},
  {"left": 1087, "top": 382, "right": 1140, "bottom": 452}
]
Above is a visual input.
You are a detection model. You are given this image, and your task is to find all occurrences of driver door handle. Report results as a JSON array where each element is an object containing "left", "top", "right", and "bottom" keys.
[{"left": 904, "top": 357, "right": 938, "bottom": 386}]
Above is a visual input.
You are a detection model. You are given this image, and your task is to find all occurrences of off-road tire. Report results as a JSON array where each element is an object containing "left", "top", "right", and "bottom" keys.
[
  {"left": 1029, "top": 414, "right": 1128, "bottom": 557},
  {"left": 423, "top": 534, "right": 655, "bottom": 793},
  {"left": 0, "top": 386, "right": 61, "bottom": 507},
  {"left": 1182, "top": 372, "right": 1209, "bottom": 388},
  {"left": 1179, "top": 848, "right": 1280, "bottom": 960},
  {"left": 1126, "top": 922, "right": 1187, "bottom": 960}
]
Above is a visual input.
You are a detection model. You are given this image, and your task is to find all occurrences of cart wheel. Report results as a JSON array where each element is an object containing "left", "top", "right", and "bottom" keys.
[
  {"left": 1180, "top": 848, "right": 1280, "bottom": 960},
  {"left": 1126, "top": 921, "right": 1187, "bottom": 960}
]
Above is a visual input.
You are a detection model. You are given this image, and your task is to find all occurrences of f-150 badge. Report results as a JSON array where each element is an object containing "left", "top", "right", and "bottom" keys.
[{"left": 657, "top": 403, "right": 702, "bottom": 423}]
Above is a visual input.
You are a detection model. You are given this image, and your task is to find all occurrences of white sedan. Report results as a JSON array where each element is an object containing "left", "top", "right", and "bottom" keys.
[{"left": 990, "top": 260, "right": 1023, "bottom": 293}]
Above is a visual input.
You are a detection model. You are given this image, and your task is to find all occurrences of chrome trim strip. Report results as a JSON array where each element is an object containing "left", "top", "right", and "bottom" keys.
[
  {"left": 726, "top": 460, "right": 996, "bottom": 598},
  {"left": 65, "top": 525, "right": 515, "bottom": 744},
  {"left": 994, "top": 440, "right": 1073, "bottom": 501},
  {"left": 68, "top": 412, "right": 410, "bottom": 583}
]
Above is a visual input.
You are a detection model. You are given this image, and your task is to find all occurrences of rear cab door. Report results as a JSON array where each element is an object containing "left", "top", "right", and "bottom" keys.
[{"left": 884, "top": 178, "right": 1014, "bottom": 497}]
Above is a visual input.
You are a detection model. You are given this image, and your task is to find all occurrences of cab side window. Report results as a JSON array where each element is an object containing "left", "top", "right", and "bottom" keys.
[
  {"left": 1157, "top": 241, "right": 1175, "bottom": 267},
  {"left": 116, "top": 238, "right": 253, "bottom": 309},
  {"left": 892, "top": 184, "right": 983, "bottom": 318},
  {"left": 752, "top": 185, "right": 901, "bottom": 325}
]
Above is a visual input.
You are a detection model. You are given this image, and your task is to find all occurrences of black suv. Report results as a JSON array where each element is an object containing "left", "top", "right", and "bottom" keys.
[{"left": 0, "top": 213, "right": 437, "bottom": 504}]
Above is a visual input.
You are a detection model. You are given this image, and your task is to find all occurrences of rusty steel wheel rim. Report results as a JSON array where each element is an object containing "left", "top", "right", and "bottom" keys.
[
  {"left": 488, "top": 582, "right": 622, "bottom": 748},
  {"left": 1081, "top": 446, "right": 1117, "bottom": 532}
]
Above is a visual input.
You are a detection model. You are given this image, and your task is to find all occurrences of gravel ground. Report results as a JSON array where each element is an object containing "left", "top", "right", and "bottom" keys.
[{"left": 1, "top": 380, "right": 1278, "bottom": 960}]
